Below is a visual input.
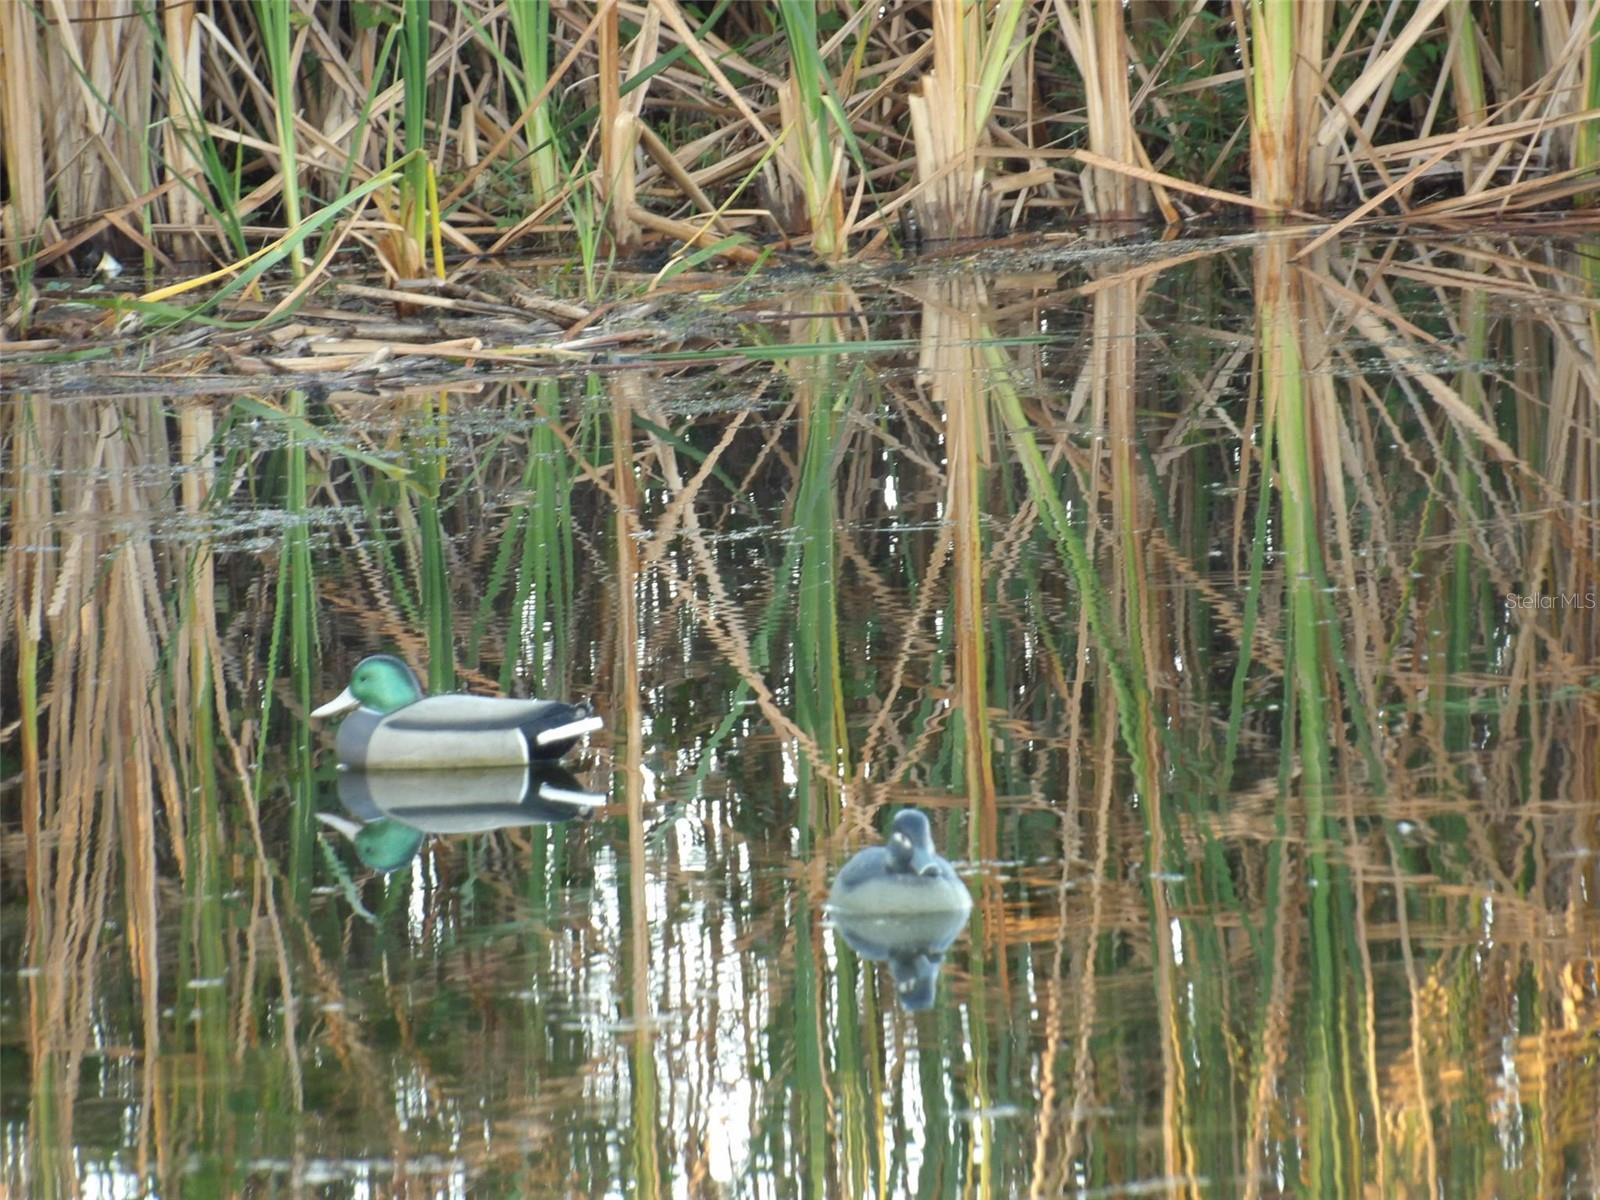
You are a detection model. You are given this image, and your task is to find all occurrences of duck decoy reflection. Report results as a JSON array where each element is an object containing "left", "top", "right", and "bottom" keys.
[
  {"left": 312, "top": 654, "right": 602, "bottom": 767},
  {"left": 830, "top": 908, "right": 971, "bottom": 1012},
  {"left": 318, "top": 762, "right": 603, "bottom": 873},
  {"left": 314, "top": 815, "right": 428, "bottom": 874},
  {"left": 827, "top": 809, "right": 972, "bottom": 916}
]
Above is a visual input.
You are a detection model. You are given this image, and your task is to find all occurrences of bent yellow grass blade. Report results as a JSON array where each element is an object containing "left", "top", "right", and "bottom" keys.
[{"left": 135, "top": 152, "right": 423, "bottom": 308}]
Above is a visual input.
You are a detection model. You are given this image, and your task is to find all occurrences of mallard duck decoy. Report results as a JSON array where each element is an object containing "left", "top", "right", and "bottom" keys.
[
  {"left": 313, "top": 814, "right": 427, "bottom": 874},
  {"left": 334, "top": 763, "right": 605, "bottom": 829},
  {"left": 827, "top": 809, "right": 972, "bottom": 916},
  {"left": 311, "top": 654, "right": 602, "bottom": 768},
  {"left": 317, "top": 763, "right": 604, "bottom": 873}
]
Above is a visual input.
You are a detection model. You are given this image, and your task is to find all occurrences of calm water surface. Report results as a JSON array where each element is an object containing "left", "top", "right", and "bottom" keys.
[{"left": 3, "top": 232, "right": 1598, "bottom": 1198}]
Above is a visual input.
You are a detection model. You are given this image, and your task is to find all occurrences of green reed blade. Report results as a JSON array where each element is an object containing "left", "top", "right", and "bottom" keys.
[
  {"left": 253, "top": 0, "right": 303, "bottom": 274},
  {"left": 505, "top": 0, "right": 565, "bottom": 205},
  {"left": 985, "top": 342, "right": 1152, "bottom": 799},
  {"left": 286, "top": 390, "right": 318, "bottom": 891}
]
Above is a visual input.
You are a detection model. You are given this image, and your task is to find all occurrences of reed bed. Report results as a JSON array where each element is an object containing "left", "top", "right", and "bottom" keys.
[{"left": 3, "top": 0, "right": 1599, "bottom": 306}]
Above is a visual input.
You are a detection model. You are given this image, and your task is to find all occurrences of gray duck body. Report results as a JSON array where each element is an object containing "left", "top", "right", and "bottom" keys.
[
  {"left": 334, "top": 694, "right": 599, "bottom": 768},
  {"left": 827, "top": 809, "right": 971, "bottom": 916}
]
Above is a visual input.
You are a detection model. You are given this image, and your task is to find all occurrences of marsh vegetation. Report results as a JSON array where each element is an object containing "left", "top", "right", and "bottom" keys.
[
  {"left": 3, "top": 0, "right": 1598, "bottom": 311},
  {"left": 3, "top": 3, "right": 1600, "bottom": 1198},
  {"left": 6, "top": 228, "right": 1600, "bottom": 1196}
]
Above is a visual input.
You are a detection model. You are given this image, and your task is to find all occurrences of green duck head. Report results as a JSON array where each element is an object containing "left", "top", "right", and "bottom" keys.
[
  {"left": 311, "top": 654, "right": 425, "bottom": 719},
  {"left": 316, "top": 812, "right": 426, "bottom": 873}
]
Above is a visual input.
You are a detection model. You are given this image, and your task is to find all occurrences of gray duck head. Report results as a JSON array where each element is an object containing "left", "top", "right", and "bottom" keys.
[{"left": 887, "top": 809, "right": 940, "bottom": 875}]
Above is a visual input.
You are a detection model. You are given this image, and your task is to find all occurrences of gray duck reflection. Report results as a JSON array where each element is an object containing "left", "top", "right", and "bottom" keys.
[
  {"left": 317, "top": 763, "right": 603, "bottom": 873},
  {"left": 827, "top": 809, "right": 972, "bottom": 1011}
]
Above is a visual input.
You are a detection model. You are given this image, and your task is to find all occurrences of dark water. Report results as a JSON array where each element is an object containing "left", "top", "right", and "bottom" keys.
[{"left": 4, "top": 233, "right": 1598, "bottom": 1198}]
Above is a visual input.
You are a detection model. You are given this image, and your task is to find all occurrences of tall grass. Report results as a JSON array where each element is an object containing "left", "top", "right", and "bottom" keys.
[
  {"left": 505, "top": 0, "right": 566, "bottom": 209},
  {"left": 907, "top": 0, "right": 1028, "bottom": 238},
  {"left": 1580, "top": 5, "right": 1600, "bottom": 205},
  {"left": 1055, "top": 0, "right": 1153, "bottom": 219},
  {"left": 254, "top": 0, "right": 304, "bottom": 278},
  {"left": 775, "top": 0, "right": 852, "bottom": 256},
  {"left": 0, "top": 1, "right": 46, "bottom": 241},
  {"left": 6, "top": 1, "right": 1596, "bottom": 283}
]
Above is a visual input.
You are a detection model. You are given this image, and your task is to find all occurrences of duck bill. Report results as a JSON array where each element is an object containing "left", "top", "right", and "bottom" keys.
[
  {"left": 314, "top": 811, "right": 365, "bottom": 841},
  {"left": 311, "top": 686, "right": 359, "bottom": 719}
]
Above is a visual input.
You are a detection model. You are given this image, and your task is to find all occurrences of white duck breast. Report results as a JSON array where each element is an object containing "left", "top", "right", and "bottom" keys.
[
  {"left": 827, "top": 857, "right": 973, "bottom": 916},
  {"left": 336, "top": 695, "right": 601, "bottom": 769}
]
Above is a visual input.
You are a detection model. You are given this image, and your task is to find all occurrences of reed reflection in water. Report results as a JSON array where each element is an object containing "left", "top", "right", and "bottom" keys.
[{"left": 3, "top": 234, "right": 1598, "bottom": 1198}]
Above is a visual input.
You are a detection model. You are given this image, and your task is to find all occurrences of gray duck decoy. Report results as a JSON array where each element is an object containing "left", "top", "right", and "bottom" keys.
[
  {"left": 831, "top": 907, "right": 971, "bottom": 1011},
  {"left": 827, "top": 809, "right": 972, "bottom": 916}
]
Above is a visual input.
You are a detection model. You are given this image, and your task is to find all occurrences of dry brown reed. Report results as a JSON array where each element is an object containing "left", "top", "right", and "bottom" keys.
[
  {"left": 1052, "top": 0, "right": 1156, "bottom": 219},
  {"left": 7, "top": 400, "right": 184, "bottom": 1193},
  {"left": 8, "top": 1, "right": 1596, "bottom": 284},
  {"left": 915, "top": 277, "right": 999, "bottom": 839}
]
